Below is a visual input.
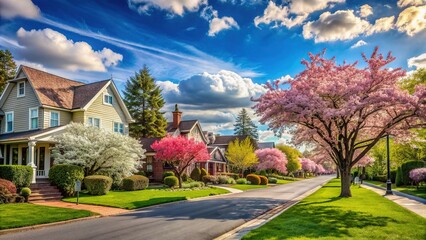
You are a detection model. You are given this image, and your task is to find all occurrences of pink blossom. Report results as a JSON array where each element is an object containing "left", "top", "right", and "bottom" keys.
[
  {"left": 409, "top": 168, "right": 426, "bottom": 185},
  {"left": 354, "top": 155, "right": 375, "bottom": 167},
  {"left": 299, "top": 158, "right": 317, "bottom": 173},
  {"left": 255, "top": 148, "right": 288, "bottom": 174}
]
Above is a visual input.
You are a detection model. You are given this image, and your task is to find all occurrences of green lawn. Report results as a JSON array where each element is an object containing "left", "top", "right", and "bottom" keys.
[
  {"left": 276, "top": 179, "right": 297, "bottom": 184},
  {"left": 63, "top": 187, "right": 229, "bottom": 209},
  {"left": 243, "top": 179, "right": 426, "bottom": 240},
  {"left": 0, "top": 204, "right": 95, "bottom": 230},
  {"left": 228, "top": 184, "right": 268, "bottom": 191},
  {"left": 365, "top": 180, "right": 426, "bottom": 200}
]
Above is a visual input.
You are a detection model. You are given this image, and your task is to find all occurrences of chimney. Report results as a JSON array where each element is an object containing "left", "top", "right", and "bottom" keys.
[{"left": 172, "top": 104, "right": 182, "bottom": 129}]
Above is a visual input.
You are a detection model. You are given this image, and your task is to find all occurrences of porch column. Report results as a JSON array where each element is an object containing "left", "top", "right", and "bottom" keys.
[
  {"left": 27, "top": 140, "right": 37, "bottom": 183},
  {"left": 205, "top": 162, "right": 209, "bottom": 172}
]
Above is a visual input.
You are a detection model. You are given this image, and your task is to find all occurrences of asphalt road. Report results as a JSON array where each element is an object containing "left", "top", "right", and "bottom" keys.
[{"left": 1, "top": 175, "right": 333, "bottom": 240}]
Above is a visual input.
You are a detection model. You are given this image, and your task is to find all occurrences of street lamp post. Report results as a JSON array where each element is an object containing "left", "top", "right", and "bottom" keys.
[{"left": 385, "top": 135, "right": 393, "bottom": 195}]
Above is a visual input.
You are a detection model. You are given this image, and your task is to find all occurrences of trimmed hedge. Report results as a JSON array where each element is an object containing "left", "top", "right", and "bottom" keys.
[
  {"left": 236, "top": 178, "right": 247, "bottom": 184},
  {"left": 122, "top": 175, "right": 149, "bottom": 191},
  {"left": 246, "top": 174, "right": 261, "bottom": 185},
  {"left": 399, "top": 161, "right": 425, "bottom": 185},
  {"left": 200, "top": 168, "right": 208, "bottom": 179},
  {"left": 268, "top": 177, "right": 278, "bottom": 184},
  {"left": 218, "top": 175, "right": 229, "bottom": 184},
  {"left": 190, "top": 167, "right": 201, "bottom": 181},
  {"left": 259, "top": 170, "right": 267, "bottom": 176},
  {"left": 202, "top": 175, "right": 218, "bottom": 184},
  {"left": 84, "top": 175, "right": 112, "bottom": 195},
  {"left": 372, "top": 175, "right": 387, "bottom": 182},
  {"left": 49, "top": 164, "right": 84, "bottom": 197},
  {"left": 396, "top": 167, "right": 403, "bottom": 186},
  {"left": 181, "top": 173, "right": 189, "bottom": 182},
  {"left": 0, "top": 178, "right": 16, "bottom": 194},
  {"left": 0, "top": 165, "right": 33, "bottom": 188},
  {"left": 164, "top": 176, "right": 178, "bottom": 188},
  {"left": 163, "top": 171, "right": 175, "bottom": 179},
  {"left": 220, "top": 173, "right": 239, "bottom": 180},
  {"left": 259, "top": 175, "right": 268, "bottom": 185}
]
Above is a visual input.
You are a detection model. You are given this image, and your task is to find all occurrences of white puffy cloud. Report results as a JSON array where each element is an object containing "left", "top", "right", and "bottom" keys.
[
  {"left": 0, "top": 0, "right": 40, "bottom": 19},
  {"left": 351, "top": 40, "right": 367, "bottom": 48},
  {"left": 208, "top": 16, "right": 239, "bottom": 36},
  {"left": 303, "top": 10, "right": 370, "bottom": 42},
  {"left": 397, "top": 0, "right": 425, "bottom": 8},
  {"left": 128, "top": 0, "right": 206, "bottom": 16},
  {"left": 360, "top": 4, "right": 373, "bottom": 18},
  {"left": 396, "top": 5, "right": 426, "bottom": 36},
  {"left": 254, "top": 1, "right": 307, "bottom": 29},
  {"left": 366, "top": 16, "right": 395, "bottom": 35},
  {"left": 16, "top": 28, "right": 123, "bottom": 72},
  {"left": 408, "top": 52, "right": 426, "bottom": 69},
  {"left": 289, "top": 0, "right": 345, "bottom": 15}
]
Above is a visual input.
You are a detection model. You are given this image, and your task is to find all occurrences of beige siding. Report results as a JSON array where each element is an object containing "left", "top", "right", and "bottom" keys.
[
  {"left": 72, "top": 111, "right": 85, "bottom": 123},
  {"left": 42, "top": 108, "right": 72, "bottom": 128},
  {"left": 85, "top": 86, "right": 129, "bottom": 133},
  {"left": 1, "top": 80, "right": 41, "bottom": 133}
]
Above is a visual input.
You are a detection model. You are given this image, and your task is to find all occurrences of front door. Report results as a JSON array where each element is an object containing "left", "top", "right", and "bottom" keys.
[{"left": 36, "top": 146, "right": 47, "bottom": 177}]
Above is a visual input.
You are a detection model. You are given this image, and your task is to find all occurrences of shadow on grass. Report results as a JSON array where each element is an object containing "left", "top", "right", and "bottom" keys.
[
  {"left": 244, "top": 204, "right": 397, "bottom": 239},
  {"left": 127, "top": 197, "right": 187, "bottom": 209}
]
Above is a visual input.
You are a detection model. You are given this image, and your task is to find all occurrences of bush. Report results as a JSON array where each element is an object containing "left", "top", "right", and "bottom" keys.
[
  {"left": 0, "top": 178, "right": 17, "bottom": 194},
  {"left": 399, "top": 161, "right": 425, "bottom": 185},
  {"left": 390, "top": 170, "right": 397, "bottom": 183},
  {"left": 227, "top": 178, "right": 236, "bottom": 184},
  {"left": 163, "top": 171, "right": 175, "bottom": 179},
  {"left": 181, "top": 173, "right": 189, "bottom": 182},
  {"left": 0, "top": 165, "right": 33, "bottom": 188},
  {"left": 0, "top": 186, "right": 13, "bottom": 204},
  {"left": 396, "top": 167, "right": 403, "bottom": 186},
  {"left": 236, "top": 178, "right": 247, "bottom": 184},
  {"left": 221, "top": 173, "right": 239, "bottom": 180},
  {"left": 268, "top": 177, "right": 278, "bottom": 184},
  {"left": 20, "top": 187, "right": 31, "bottom": 202},
  {"left": 122, "top": 175, "right": 149, "bottom": 191},
  {"left": 164, "top": 176, "right": 179, "bottom": 188},
  {"left": 372, "top": 175, "right": 387, "bottom": 182},
  {"left": 190, "top": 167, "right": 202, "bottom": 181},
  {"left": 200, "top": 168, "right": 208, "bottom": 179},
  {"left": 49, "top": 164, "right": 84, "bottom": 197},
  {"left": 84, "top": 175, "right": 112, "bottom": 195},
  {"left": 259, "top": 175, "right": 268, "bottom": 185},
  {"left": 218, "top": 175, "right": 229, "bottom": 184},
  {"left": 202, "top": 175, "right": 218, "bottom": 184},
  {"left": 259, "top": 170, "right": 267, "bottom": 176},
  {"left": 246, "top": 174, "right": 261, "bottom": 185},
  {"left": 189, "top": 181, "right": 205, "bottom": 188}
]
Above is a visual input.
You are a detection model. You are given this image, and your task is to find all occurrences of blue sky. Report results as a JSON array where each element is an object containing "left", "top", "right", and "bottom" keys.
[{"left": 0, "top": 0, "right": 425, "bottom": 144}]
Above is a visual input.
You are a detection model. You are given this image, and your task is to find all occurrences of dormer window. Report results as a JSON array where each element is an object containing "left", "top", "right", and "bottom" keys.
[
  {"left": 103, "top": 93, "right": 113, "bottom": 105},
  {"left": 17, "top": 82, "right": 25, "bottom": 97}
]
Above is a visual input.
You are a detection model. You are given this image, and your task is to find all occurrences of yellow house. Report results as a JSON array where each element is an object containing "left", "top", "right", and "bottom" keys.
[{"left": 0, "top": 66, "right": 133, "bottom": 183}]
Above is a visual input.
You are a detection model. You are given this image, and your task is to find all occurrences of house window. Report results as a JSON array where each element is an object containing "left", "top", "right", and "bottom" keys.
[
  {"left": 50, "top": 111, "right": 60, "bottom": 127},
  {"left": 103, "top": 93, "right": 113, "bottom": 105},
  {"left": 29, "top": 108, "right": 39, "bottom": 130},
  {"left": 5, "top": 112, "right": 13, "bottom": 132},
  {"left": 88, "top": 117, "right": 100, "bottom": 128},
  {"left": 17, "top": 82, "right": 25, "bottom": 97},
  {"left": 113, "top": 122, "right": 124, "bottom": 134}
]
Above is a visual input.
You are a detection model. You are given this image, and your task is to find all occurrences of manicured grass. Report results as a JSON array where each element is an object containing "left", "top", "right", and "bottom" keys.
[
  {"left": 276, "top": 179, "right": 296, "bottom": 184},
  {"left": 63, "top": 187, "right": 229, "bottom": 209},
  {"left": 243, "top": 179, "right": 426, "bottom": 240},
  {"left": 365, "top": 180, "right": 426, "bottom": 199},
  {"left": 0, "top": 204, "right": 95, "bottom": 230},
  {"left": 228, "top": 184, "right": 268, "bottom": 191}
]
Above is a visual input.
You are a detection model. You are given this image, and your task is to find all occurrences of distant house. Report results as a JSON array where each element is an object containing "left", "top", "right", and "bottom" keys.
[
  {"left": 258, "top": 142, "right": 275, "bottom": 149},
  {"left": 0, "top": 66, "right": 133, "bottom": 183},
  {"left": 140, "top": 107, "right": 228, "bottom": 181}
]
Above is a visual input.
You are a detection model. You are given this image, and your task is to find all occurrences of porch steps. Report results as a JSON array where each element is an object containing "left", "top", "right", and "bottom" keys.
[{"left": 29, "top": 179, "right": 63, "bottom": 202}]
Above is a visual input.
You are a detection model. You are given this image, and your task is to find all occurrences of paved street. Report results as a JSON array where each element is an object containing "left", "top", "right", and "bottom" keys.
[{"left": 1, "top": 175, "right": 333, "bottom": 240}]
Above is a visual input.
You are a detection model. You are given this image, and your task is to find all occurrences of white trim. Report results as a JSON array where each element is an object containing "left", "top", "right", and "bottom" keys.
[
  {"left": 113, "top": 122, "right": 124, "bottom": 134},
  {"left": 5, "top": 111, "right": 14, "bottom": 133},
  {"left": 28, "top": 107, "right": 39, "bottom": 130},
  {"left": 17, "top": 81, "right": 25, "bottom": 97},
  {"left": 103, "top": 92, "right": 113, "bottom": 106},
  {"left": 50, "top": 110, "right": 60, "bottom": 127},
  {"left": 87, "top": 117, "right": 101, "bottom": 128}
]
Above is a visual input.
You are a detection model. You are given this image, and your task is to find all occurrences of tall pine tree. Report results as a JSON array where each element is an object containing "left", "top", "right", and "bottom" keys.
[
  {"left": 124, "top": 66, "right": 167, "bottom": 138},
  {"left": 234, "top": 108, "right": 258, "bottom": 140},
  {"left": 0, "top": 49, "right": 17, "bottom": 93}
]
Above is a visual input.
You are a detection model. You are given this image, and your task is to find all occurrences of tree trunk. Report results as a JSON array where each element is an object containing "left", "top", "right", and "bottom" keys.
[
  {"left": 336, "top": 168, "right": 340, "bottom": 178},
  {"left": 340, "top": 169, "right": 352, "bottom": 197},
  {"left": 176, "top": 172, "right": 182, "bottom": 188}
]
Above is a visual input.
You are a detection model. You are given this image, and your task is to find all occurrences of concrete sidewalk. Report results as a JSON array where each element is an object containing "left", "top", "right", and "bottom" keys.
[{"left": 361, "top": 184, "right": 426, "bottom": 218}]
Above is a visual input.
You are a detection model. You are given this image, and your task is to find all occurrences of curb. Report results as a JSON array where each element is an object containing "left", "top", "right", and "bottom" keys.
[
  {"left": 0, "top": 215, "right": 101, "bottom": 236},
  {"left": 214, "top": 178, "right": 333, "bottom": 240},
  {"left": 362, "top": 182, "right": 426, "bottom": 204}
]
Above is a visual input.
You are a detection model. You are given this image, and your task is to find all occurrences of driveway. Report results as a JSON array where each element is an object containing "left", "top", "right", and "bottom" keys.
[{"left": 1, "top": 175, "right": 333, "bottom": 240}]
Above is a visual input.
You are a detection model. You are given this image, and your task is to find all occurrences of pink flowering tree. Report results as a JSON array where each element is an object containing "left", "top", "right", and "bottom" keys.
[
  {"left": 255, "top": 148, "right": 288, "bottom": 174},
  {"left": 315, "top": 164, "right": 326, "bottom": 175},
  {"left": 254, "top": 48, "right": 426, "bottom": 197},
  {"left": 299, "top": 158, "right": 317, "bottom": 174},
  {"left": 409, "top": 168, "right": 426, "bottom": 188},
  {"left": 151, "top": 135, "right": 210, "bottom": 188}
]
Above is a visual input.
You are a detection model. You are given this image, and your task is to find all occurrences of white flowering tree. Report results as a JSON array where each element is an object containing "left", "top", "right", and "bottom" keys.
[{"left": 52, "top": 123, "right": 145, "bottom": 184}]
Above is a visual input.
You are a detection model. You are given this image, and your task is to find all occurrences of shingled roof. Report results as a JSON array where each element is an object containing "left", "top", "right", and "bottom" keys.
[
  {"left": 166, "top": 120, "right": 198, "bottom": 133},
  {"left": 140, "top": 137, "right": 162, "bottom": 152},
  {"left": 20, "top": 66, "right": 109, "bottom": 110}
]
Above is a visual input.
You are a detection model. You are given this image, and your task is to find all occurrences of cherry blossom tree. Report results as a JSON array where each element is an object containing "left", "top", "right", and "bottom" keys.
[
  {"left": 255, "top": 148, "right": 288, "bottom": 174},
  {"left": 151, "top": 135, "right": 210, "bottom": 188},
  {"left": 254, "top": 48, "right": 426, "bottom": 197},
  {"left": 299, "top": 158, "right": 317, "bottom": 173},
  {"left": 409, "top": 168, "right": 426, "bottom": 187},
  {"left": 315, "top": 164, "right": 326, "bottom": 175}
]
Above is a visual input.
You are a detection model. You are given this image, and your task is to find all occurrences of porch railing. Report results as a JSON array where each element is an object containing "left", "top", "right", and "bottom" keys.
[{"left": 36, "top": 170, "right": 46, "bottom": 177}]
